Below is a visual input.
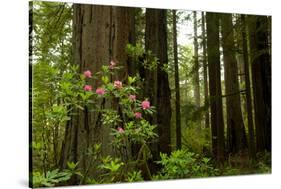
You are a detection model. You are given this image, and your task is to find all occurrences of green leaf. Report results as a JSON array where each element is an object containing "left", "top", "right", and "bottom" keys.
[
  {"left": 67, "top": 161, "right": 78, "bottom": 170},
  {"left": 102, "top": 76, "right": 110, "bottom": 84},
  {"left": 128, "top": 76, "right": 136, "bottom": 85}
]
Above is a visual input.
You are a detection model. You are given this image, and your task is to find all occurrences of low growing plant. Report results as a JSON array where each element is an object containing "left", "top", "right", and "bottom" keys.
[{"left": 154, "top": 149, "right": 218, "bottom": 180}]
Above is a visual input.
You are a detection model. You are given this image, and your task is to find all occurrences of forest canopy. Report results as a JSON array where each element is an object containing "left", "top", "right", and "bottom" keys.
[{"left": 30, "top": 1, "right": 272, "bottom": 187}]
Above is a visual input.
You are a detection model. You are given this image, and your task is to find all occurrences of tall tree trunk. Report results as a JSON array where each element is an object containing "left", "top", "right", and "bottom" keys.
[
  {"left": 201, "top": 12, "right": 210, "bottom": 129},
  {"left": 248, "top": 15, "right": 271, "bottom": 152},
  {"left": 236, "top": 54, "right": 248, "bottom": 117},
  {"left": 172, "top": 10, "right": 181, "bottom": 149},
  {"left": 193, "top": 11, "right": 201, "bottom": 108},
  {"left": 145, "top": 8, "right": 172, "bottom": 170},
  {"left": 112, "top": 7, "right": 136, "bottom": 78},
  {"left": 60, "top": 4, "right": 135, "bottom": 182},
  {"left": 241, "top": 15, "right": 255, "bottom": 159},
  {"left": 127, "top": 8, "right": 137, "bottom": 76},
  {"left": 206, "top": 12, "right": 225, "bottom": 163},
  {"left": 221, "top": 13, "right": 247, "bottom": 154}
]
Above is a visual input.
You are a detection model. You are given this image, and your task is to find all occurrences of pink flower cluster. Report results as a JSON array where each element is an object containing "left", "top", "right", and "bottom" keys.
[
  {"left": 83, "top": 70, "right": 92, "bottom": 78},
  {"left": 141, "top": 100, "right": 150, "bottom": 110},
  {"left": 96, "top": 87, "right": 105, "bottom": 95},
  {"left": 83, "top": 70, "right": 93, "bottom": 92},
  {"left": 117, "top": 127, "right": 124, "bottom": 133},
  {"left": 84, "top": 85, "right": 92, "bottom": 91},
  {"left": 83, "top": 70, "right": 107, "bottom": 96},
  {"left": 134, "top": 112, "right": 142, "bottom": 119},
  {"left": 114, "top": 80, "right": 122, "bottom": 89},
  {"left": 129, "top": 95, "right": 136, "bottom": 101},
  {"left": 82, "top": 68, "right": 152, "bottom": 123}
]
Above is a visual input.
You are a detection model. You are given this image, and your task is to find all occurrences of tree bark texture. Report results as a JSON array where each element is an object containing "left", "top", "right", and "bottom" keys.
[
  {"left": 145, "top": 8, "right": 172, "bottom": 165},
  {"left": 248, "top": 15, "right": 271, "bottom": 152},
  {"left": 221, "top": 13, "right": 247, "bottom": 154},
  {"left": 241, "top": 15, "right": 256, "bottom": 159},
  {"left": 172, "top": 10, "right": 182, "bottom": 150},
  {"left": 201, "top": 12, "right": 210, "bottom": 129},
  {"left": 193, "top": 11, "right": 201, "bottom": 108},
  {"left": 206, "top": 12, "right": 225, "bottom": 163}
]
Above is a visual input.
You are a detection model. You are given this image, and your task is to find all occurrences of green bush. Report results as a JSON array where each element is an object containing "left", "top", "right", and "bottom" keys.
[
  {"left": 32, "top": 161, "right": 82, "bottom": 187},
  {"left": 154, "top": 150, "right": 218, "bottom": 180},
  {"left": 182, "top": 124, "right": 211, "bottom": 154}
]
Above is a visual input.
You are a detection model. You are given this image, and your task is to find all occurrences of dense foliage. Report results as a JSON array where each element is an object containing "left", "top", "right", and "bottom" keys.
[{"left": 30, "top": 2, "right": 271, "bottom": 187}]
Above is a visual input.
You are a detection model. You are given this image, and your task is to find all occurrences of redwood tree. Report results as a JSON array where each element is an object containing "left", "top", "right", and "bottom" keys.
[
  {"left": 221, "top": 13, "right": 247, "bottom": 154},
  {"left": 60, "top": 4, "right": 135, "bottom": 182},
  {"left": 201, "top": 12, "right": 210, "bottom": 129},
  {"left": 193, "top": 11, "right": 201, "bottom": 108},
  {"left": 248, "top": 15, "right": 271, "bottom": 152},
  {"left": 145, "top": 8, "right": 172, "bottom": 157},
  {"left": 241, "top": 15, "right": 255, "bottom": 159},
  {"left": 206, "top": 12, "right": 225, "bottom": 163},
  {"left": 172, "top": 10, "right": 181, "bottom": 149}
]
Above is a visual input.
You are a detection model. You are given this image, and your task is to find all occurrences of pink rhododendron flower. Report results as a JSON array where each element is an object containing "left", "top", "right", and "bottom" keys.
[
  {"left": 129, "top": 95, "right": 136, "bottom": 101},
  {"left": 83, "top": 70, "right": 92, "bottom": 78},
  {"left": 109, "top": 60, "right": 117, "bottom": 69},
  {"left": 96, "top": 87, "right": 105, "bottom": 95},
  {"left": 84, "top": 85, "right": 92, "bottom": 91},
  {"left": 114, "top": 80, "right": 122, "bottom": 89},
  {"left": 141, "top": 100, "right": 150, "bottom": 110},
  {"left": 134, "top": 112, "right": 142, "bottom": 119},
  {"left": 117, "top": 127, "right": 124, "bottom": 133}
]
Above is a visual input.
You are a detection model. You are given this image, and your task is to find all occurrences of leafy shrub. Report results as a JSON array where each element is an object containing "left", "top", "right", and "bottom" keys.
[
  {"left": 182, "top": 124, "right": 211, "bottom": 154},
  {"left": 154, "top": 150, "right": 218, "bottom": 180},
  {"left": 32, "top": 169, "right": 72, "bottom": 187},
  {"left": 126, "top": 171, "right": 144, "bottom": 182},
  {"left": 256, "top": 151, "right": 271, "bottom": 173},
  {"left": 32, "top": 162, "right": 81, "bottom": 187},
  {"left": 257, "top": 162, "right": 271, "bottom": 173}
]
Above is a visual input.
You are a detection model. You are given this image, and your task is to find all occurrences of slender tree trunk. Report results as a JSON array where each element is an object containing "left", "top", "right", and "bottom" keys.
[
  {"left": 206, "top": 12, "right": 225, "bottom": 163},
  {"left": 193, "top": 11, "right": 201, "bottom": 108},
  {"left": 248, "top": 15, "right": 271, "bottom": 152},
  {"left": 221, "top": 13, "right": 247, "bottom": 154},
  {"left": 145, "top": 8, "right": 172, "bottom": 171},
  {"left": 60, "top": 4, "right": 134, "bottom": 182},
  {"left": 201, "top": 12, "right": 210, "bottom": 129},
  {"left": 241, "top": 15, "right": 255, "bottom": 159},
  {"left": 172, "top": 10, "right": 181, "bottom": 149},
  {"left": 127, "top": 8, "right": 137, "bottom": 76}
]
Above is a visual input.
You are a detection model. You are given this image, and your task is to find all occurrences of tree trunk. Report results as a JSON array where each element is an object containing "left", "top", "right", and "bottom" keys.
[
  {"left": 172, "top": 10, "right": 181, "bottom": 150},
  {"left": 201, "top": 12, "right": 210, "bottom": 129},
  {"left": 193, "top": 11, "right": 201, "bottom": 108},
  {"left": 127, "top": 8, "right": 137, "bottom": 76},
  {"left": 112, "top": 7, "right": 136, "bottom": 78},
  {"left": 241, "top": 15, "right": 255, "bottom": 159},
  {"left": 60, "top": 4, "right": 135, "bottom": 182},
  {"left": 248, "top": 15, "right": 271, "bottom": 152},
  {"left": 145, "top": 8, "right": 172, "bottom": 170},
  {"left": 206, "top": 12, "right": 225, "bottom": 163},
  {"left": 221, "top": 13, "right": 247, "bottom": 154}
]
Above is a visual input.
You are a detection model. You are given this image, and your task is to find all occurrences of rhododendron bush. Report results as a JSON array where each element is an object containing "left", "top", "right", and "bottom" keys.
[
  {"left": 33, "top": 57, "right": 159, "bottom": 184},
  {"left": 80, "top": 62, "right": 158, "bottom": 147}
]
